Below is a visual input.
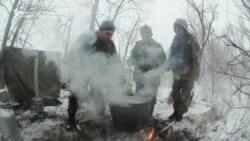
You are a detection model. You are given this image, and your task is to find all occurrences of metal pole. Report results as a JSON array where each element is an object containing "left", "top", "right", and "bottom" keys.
[
  {"left": 32, "top": 53, "right": 43, "bottom": 113},
  {"left": 34, "top": 55, "right": 39, "bottom": 98}
]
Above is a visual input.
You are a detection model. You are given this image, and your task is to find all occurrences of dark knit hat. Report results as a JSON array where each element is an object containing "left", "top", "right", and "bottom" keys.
[
  {"left": 140, "top": 25, "right": 152, "bottom": 35},
  {"left": 99, "top": 20, "right": 115, "bottom": 32}
]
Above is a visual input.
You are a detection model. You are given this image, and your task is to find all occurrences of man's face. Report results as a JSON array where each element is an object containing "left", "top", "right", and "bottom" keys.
[
  {"left": 99, "top": 30, "right": 114, "bottom": 42},
  {"left": 174, "top": 25, "right": 185, "bottom": 36},
  {"left": 140, "top": 31, "right": 152, "bottom": 42}
]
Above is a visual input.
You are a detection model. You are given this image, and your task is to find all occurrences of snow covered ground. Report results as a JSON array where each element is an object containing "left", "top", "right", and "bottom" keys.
[{"left": 10, "top": 73, "right": 250, "bottom": 141}]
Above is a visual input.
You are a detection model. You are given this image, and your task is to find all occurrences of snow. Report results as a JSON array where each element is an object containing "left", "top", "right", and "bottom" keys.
[
  {"left": 11, "top": 74, "right": 249, "bottom": 141},
  {"left": 21, "top": 119, "right": 62, "bottom": 140}
]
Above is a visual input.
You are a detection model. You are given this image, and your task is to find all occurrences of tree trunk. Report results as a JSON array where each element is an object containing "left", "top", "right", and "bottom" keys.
[
  {"left": 112, "top": 0, "right": 126, "bottom": 22},
  {"left": 89, "top": 0, "right": 100, "bottom": 31},
  {"left": 1, "top": 0, "right": 19, "bottom": 51},
  {"left": 122, "top": 19, "right": 140, "bottom": 64},
  {"left": 10, "top": 0, "right": 34, "bottom": 48}
]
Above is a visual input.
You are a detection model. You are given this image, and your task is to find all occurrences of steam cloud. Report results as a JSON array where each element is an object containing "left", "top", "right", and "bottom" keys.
[{"left": 61, "top": 32, "right": 151, "bottom": 107}]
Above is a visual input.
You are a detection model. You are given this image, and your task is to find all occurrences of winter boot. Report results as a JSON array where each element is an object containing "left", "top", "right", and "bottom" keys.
[
  {"left": 66, "top": 95, "right": 78, "bottom": 131},
  {"left": 175, "top": 114, "right": 183, "bottom": 122},
  {"left": 168, "top": 111, "right": 183, "bottom": 122},
  {"left": 168, "top": 111, "right": 178, "bottom": 121}
]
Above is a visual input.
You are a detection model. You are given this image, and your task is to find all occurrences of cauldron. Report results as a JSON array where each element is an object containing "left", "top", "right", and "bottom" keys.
[{"left": 109, "top": 97, "right": 152, "bottom": 132}]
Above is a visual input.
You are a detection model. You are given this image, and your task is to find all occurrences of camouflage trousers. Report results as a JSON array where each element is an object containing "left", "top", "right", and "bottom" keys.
[{"left": 171, "top": 78, "right": 194, "bottom": 115}]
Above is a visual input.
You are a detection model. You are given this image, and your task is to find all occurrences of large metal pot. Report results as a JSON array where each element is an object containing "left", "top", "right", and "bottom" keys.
[{"left": 109, "top": 96, "right": 152, "bottom": 132}]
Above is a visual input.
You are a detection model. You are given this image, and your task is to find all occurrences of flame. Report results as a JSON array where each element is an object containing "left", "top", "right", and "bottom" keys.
[
  {"left": 146, "top": 128, "right": 155, "bottom": 141},
  {"left": 136, "top": 128, "right": 156, "bottom": 141}
]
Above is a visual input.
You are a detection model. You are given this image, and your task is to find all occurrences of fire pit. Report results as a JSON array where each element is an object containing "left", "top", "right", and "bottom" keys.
[{"left": 109, "top": 96, "right": 152, "bottom": 132}]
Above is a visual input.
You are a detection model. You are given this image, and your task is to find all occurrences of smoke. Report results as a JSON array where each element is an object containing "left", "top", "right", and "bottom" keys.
[{"left": 61, "top": 32, "right": 151, "bottom": 107}]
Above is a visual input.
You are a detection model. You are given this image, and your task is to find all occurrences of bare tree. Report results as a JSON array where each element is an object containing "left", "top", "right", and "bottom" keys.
[
  {"left": 217, "top": 0, "right": 250, "bottom": 96},
  {"left": 121, "top": 17, "right": 141, "bottom": 64},
  {"left": 186, "top": 0, "right": 218, "bottom": 56},
  {"left": 10, "top": 0, "right": 34, "bottom": 48},
  {"left": 88, "top": 0, "right": 138, "bottom": 29},
  {"left": 1, "top": 0, "right": 56, "bottom": 50},
  {"left": 1, "top": 0, "right": 19, "bottom": 51},
  {"left": 89, "top": 0, "right": 100, "bottom": 31},
  {"left": 87, "top": 0, "right": 143, "bottom": 63},
  {"left": 186, "top": 0, "right": 218, "bottom": 82}
]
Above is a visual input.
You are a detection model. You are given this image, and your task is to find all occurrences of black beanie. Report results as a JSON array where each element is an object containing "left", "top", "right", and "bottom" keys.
[{"left": 99, "top": 20, "right": 115, "bottom": 32}]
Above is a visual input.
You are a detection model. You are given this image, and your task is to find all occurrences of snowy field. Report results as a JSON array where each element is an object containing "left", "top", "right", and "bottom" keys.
[{"left": 15, "top": 73, "right": 250, "bottom": 141}]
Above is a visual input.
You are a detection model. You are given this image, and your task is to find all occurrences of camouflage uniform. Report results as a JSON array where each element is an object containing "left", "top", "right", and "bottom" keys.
[{"left": 168, "top": 19, "right": 201, "bottom": 119}]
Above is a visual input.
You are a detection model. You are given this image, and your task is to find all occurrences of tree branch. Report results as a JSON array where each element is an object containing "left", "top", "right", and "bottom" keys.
[
  {"left": 112, "top": 0, "right": 126, "bottom": 22},
  {"left": 1, "top": 0, "right": 19, "bottom": 51},
  {"left": 10, "top": 0, "right": 34, "bottom": 48},
  {"left": 89, "top": 0, "right": 100, "bottom": 31},
  {"left": 203, "top": 5, "right": 217, "bottom": 51},
  {"left": 241, "top": 0, "right": 250, "bottom": 13},
  {"left": 0, "top": 3, "right": 10, "bottom": 14},
  {"left": 220, "top": 35, "right": 250, "bottom": 58},
  {"left": 122, "top": 17, "right": 141, "bottom": 63}
]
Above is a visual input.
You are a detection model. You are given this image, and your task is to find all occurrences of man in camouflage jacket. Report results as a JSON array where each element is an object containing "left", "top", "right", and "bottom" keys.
[{"left": 167, "top": 18, "right": 201, "bottom": 121}]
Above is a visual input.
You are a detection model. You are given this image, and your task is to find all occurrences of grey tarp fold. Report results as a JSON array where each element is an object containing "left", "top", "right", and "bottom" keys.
[{"left": 0, "top": 47, "right": 61, "bottom": 107}]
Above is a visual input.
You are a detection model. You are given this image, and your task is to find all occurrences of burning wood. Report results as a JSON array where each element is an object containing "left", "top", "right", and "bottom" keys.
[
  {"left": 159, "top": 121, "right": 176, "bottom": 134},
  {"left": 146, "top": 128, "right": 156, "bottom": 141},
  {"left": 137, "top": 128, "right": 157, "bottom": 141},
  {"left": 21, "top": 113, "right": 200, "bottom": 141},
  {"left": 137, "top": 119, "right": 175, "bottom": 141},
  {"left": 136, "top": 118, "right": 175, "bottom": 141}
]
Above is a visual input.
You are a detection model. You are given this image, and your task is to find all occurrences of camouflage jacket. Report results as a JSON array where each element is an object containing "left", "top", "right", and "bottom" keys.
[{"left": 168, "top": 34, "right": 201, "bottom": 80}]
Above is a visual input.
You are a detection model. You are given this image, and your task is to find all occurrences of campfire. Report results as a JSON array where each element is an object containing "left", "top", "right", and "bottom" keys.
[
  {"left": 61, "top": 95, "right": 197, "bottom": 141},
  {"left": 77, "top": 115, "right": 175, "bottom": 141},
  {"left": 136, "top": 118, "right": 175, "bottom": 141},
  {"left": 146, "top": 128, "right": 156, "bottom": 141},
  {"left": 137, "top": 127, "right": 156, "bottom": 141}
]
